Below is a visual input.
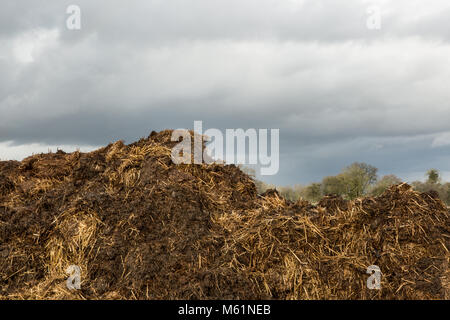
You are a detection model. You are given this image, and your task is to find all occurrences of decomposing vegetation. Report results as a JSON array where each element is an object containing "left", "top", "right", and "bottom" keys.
[{"left": 0, "top": 130, "right": 448, "bottom": 299}]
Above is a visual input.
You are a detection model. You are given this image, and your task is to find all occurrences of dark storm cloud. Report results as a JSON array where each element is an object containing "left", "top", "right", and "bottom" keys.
[{"left": 1, "top": 0, "right": 450, "bottom": 184}]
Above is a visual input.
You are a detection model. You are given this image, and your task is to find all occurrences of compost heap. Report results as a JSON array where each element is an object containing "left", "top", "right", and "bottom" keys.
[{"left": 0, "top": 130, "right": 449, "bottom": 300}]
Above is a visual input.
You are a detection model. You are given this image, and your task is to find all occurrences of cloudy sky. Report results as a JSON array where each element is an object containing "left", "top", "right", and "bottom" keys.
[{"left": 1, "top": 0, "right": 450, "bottom": 185}]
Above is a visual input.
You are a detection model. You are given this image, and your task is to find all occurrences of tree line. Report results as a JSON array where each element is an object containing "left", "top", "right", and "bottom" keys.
[{"left": 244, "top": 164, "right": 450, "bottom": 205}]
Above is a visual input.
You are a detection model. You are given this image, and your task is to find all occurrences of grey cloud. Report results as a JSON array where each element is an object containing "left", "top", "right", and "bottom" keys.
[{"left": 1, "top": 0, "right": 450, "bottom": 43}]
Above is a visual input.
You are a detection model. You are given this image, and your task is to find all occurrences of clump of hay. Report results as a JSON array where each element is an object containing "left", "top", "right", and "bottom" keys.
[{"left": 214, "top": 183, "right": 449, "bottom": 299}]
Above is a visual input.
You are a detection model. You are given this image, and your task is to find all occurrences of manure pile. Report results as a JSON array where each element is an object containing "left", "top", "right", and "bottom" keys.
[{"left": 0, "top": 130, "right": 449, "bottom": 300}]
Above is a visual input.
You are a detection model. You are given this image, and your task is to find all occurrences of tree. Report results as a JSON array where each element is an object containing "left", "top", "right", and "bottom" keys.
[
  {"left": 303, "top": 183, "right": 322, "bottom": 202},
  {"left": 321, "top": 175, "right": 346, "bottom": 196},
  {"left": 443, "top": 183, "right": 450, "bottom": 205},
  {"left": 278, "top": 186, "right": 296, "bottom": 201},
  {"left": 340, "top": 162, "right": 378, "bottom": 199},
  {"left": 369, "top": 175, "right": 402, "bottom": 196},
  {"left": 426, "top": 169, "right": 440, "bottom": 184},
  {"left": 411, "top": 177, "right": 450, "bottom": 206}
]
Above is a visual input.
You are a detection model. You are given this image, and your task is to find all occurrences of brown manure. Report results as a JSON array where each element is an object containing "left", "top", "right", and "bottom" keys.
[{"left": 0, "top": 131, "right": 448, "bottom": 299}]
